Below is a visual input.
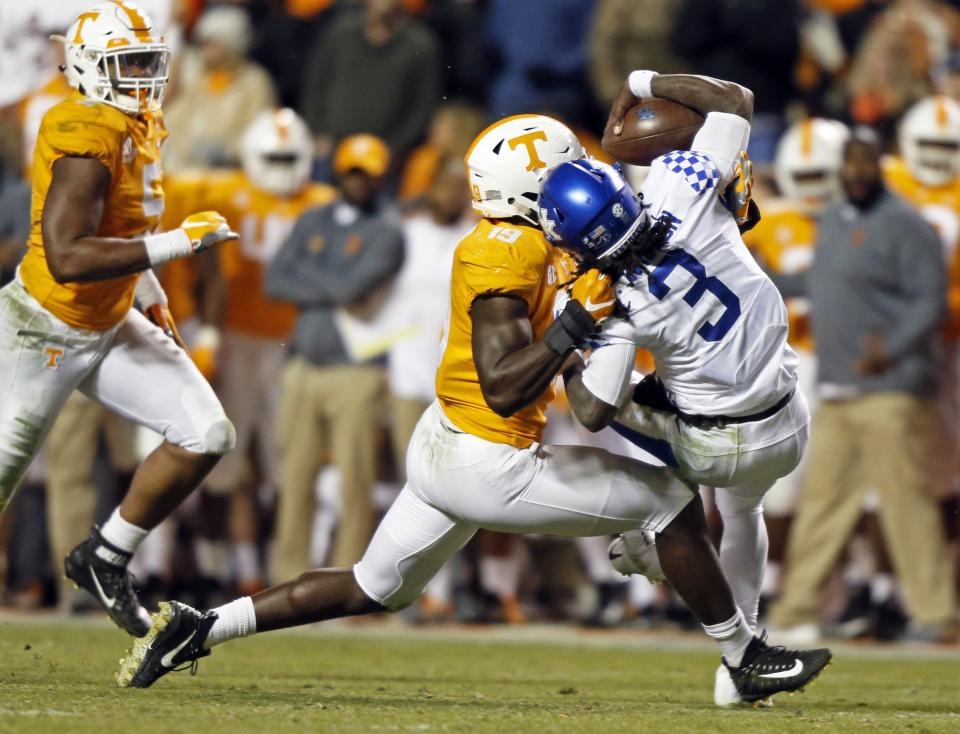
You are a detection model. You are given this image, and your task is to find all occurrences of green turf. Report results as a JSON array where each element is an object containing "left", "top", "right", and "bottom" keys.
[{"left": 0, "top": 620, "right": 957, "bottom": 733}]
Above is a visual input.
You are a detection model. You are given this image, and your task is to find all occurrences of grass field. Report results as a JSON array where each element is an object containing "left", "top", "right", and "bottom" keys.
[{"left": 1, "top": 617, "right": 958, "bottom": 734}]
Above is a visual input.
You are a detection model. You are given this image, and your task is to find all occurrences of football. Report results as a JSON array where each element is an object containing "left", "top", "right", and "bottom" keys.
[{"left": 602, "top": 99, "right": 705, "bottom": 165}]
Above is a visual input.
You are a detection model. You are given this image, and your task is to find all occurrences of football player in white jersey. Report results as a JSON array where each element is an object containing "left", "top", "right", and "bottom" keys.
[{"left": 540, "top": 71, "right": 810, "bottom": 706}]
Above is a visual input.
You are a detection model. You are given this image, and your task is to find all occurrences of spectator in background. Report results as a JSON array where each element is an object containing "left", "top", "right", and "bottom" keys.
[
  {"left": 300, "top": 0, "right": 440, "bottom": 168},
  {"left": 250, "top": 0, "right": 339, "bottom": 108},
  {"left": 588, "top": 0, "right": 688, "bottom": 108},
  {"left": 484, "top": 0, "right": 596, "bottom": 128},
  {"left": 267, "top": 134, "right": 404, "bottom": 581},
  {"left": 421, "top": 0, "right": 489, "bottom": 104},
  {"left": 389, "top": 159, "right": 474, "bottom": 480},
  {"left": 191, "top": 109, "right": 336, "bottom": 595},
  {"left": 770, "top": 129, "right": 958, "bottom": 644},
  {"left": 671, "top": 0, "right": 801, "bottom": 163},
  {"left": 847, "top": 0, "right": 960, "bottom": 133},
  {"left": 398, "top": 101, "right": 486, "bottom": 204},
  {"left": 164, "top": 5, "right": 277, "bottom": 170}
]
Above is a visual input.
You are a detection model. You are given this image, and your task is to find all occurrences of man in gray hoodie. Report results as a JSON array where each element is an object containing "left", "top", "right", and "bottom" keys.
[{"left": 771, "top": 128, "right": 957, "bottom": 642}]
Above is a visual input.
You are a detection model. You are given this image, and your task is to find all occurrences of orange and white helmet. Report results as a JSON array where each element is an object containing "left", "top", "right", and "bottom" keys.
[
  {"left": 54, "top": 1, "right": 170, "bottom": 115},
  {"left": 465, "top": 114, "right": 584, "bottom": 226},
  {"left": 242, "top": 109, "right": 313, "bottom": 198},
  {"left": 774, "top": 118, "right": 849, "bottom": 205},
  {"left": 899, "top": 96, "right": 960, "bottom": 187}
]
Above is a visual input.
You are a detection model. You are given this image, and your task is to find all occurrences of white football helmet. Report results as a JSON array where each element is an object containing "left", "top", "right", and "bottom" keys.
[
  {"left": 774, "top": 118, "right": 849, "bottom": 205},
  {"left": 465, "top": 114, "right": 585, "bottom": 226},
  {"left": 899, "top": 96, "right": 960, "bottom": 188},
  {"left": 242, "top": 109, "right": 313, "bottom": 198},
  {"left": 54, "top": 1, "right": 169, "bottom": 115}
]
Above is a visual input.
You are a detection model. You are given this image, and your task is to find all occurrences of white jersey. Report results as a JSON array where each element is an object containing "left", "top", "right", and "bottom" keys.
[
  {"left": 585, "top": 112, "right": 798, "bottom": 417},
  {"left": 387, "top": 213, "right": 474, "bottom": 401}
]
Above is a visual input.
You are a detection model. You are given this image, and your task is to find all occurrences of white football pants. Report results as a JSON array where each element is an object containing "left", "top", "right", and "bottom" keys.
[
  {"left": 354, "top": 400, "right": 695, "bottom": 611},
  {"left": 0, "top": 280, "right": 234, "bottom": 512}
]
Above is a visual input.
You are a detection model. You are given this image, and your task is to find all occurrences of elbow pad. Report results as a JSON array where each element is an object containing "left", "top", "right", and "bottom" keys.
[{"left": 544, "top": 299, "right": 598, "bottom": 355}]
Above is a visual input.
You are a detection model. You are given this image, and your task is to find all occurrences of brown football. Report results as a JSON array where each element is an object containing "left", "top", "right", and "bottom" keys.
[{"left": 602, "top": 99, "right": 705, "bottom": 166}]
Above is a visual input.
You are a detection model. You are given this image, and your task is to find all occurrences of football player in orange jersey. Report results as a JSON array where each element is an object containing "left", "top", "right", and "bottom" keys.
[
  {"left": 885, "top": 95, "right": 960, "bottom": 584},
  {"left": 743, "top": 117, "right": 848, "bottom": 607},
  {"left": 121, "top": 74, "right": 829, "bottom": 705},
  {"left": 0, "top": 2, "right": 239, "bottom": 637},
  {"left": 201, "top": 108, "right": 335, "bottom": 594}
]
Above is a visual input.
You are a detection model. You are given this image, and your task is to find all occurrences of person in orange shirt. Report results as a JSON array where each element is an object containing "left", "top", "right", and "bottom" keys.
[
  {"left": 743, "top": 116, "right": 849, "bottom": 604},
  {"left": 201, "top": 109, "right": 334, "bottom": 593},
  {"left": 0, "top": 2, "right": 239, "bottom": 637},
  {"left": 122, "top": 82, "right": 828, "bottom": 704}
]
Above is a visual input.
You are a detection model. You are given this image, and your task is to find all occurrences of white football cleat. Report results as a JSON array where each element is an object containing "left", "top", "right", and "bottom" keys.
[
  {"left": 608, "top": 530, "right": 666, "bottom": 582},
  {"left": 714, "top": 664, "right": 773, "bottom": 708}
]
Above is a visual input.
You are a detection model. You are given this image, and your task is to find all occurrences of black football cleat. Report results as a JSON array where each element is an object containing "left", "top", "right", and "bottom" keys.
[
  {"left": 117, "top": 601, "right": 218, "bottom": 689},
  {"left": 64, "top": 527, "right": 152, "bottom": 637},
  {"left": 724, "top": 632, "right": 832, "bottom": 703}
]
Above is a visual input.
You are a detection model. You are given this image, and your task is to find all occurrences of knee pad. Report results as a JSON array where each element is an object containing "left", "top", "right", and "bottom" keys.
[{"left": 200, "top": 417, "right": 237, "bottom": 456}]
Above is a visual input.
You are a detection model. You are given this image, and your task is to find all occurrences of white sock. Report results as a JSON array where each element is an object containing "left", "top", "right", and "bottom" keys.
[
  {"left": 716, "top": 493, "right": 768, "bottom": 629},
  {"left": 195, "top": 539, "right": 230, "bottom": 580},
  {"left": 232, "top": 542, "right": 260, "bottom": 583},
  {"left": 703, "top": 608, "right": 754, "bottom": 668},
  {"left": 870, "top": 573, "right": 894, "bottom": 604},
  {"left": 762, "top": 561, "right": 781, "bottom": 597},
  {"left": 205, "top": 596, "right": 257, "bottom": 648},
  {"left": 99, "top": 508, "right": 149, "bottom": 559}
]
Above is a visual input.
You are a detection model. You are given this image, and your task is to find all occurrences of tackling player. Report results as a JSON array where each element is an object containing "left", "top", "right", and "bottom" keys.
[
  {"left": 0, "top": 1, "right": 238, "bottom": 636},
  {"left": 119, "top": 79, "right": 831, "bottom": 705},
  {"left": 540, "top": 71, "right": 814, "bottom": 705}
]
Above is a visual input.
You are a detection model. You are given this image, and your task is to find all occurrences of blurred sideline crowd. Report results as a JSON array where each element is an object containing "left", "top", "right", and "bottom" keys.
[{"left": 1, "top": 0, "right": 959, "bottom": 643}]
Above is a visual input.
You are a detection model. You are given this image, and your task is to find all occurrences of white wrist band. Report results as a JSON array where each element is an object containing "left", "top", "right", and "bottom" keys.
[
  {"left": 628, "top": 70, "right": 658, "bottom": 99},
  {"left": 144, "top": 230, "right": 192, "bottom": 267}
]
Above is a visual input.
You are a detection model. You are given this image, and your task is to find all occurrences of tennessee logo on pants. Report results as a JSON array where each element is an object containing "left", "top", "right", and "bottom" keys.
[{"left": 43, "top": 345, "right": 65, "bottom": 369}]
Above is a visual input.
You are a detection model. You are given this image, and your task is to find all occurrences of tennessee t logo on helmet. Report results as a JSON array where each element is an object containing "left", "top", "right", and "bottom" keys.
[
  {"left": 53, "top": 1, "right": 170, "bottom": 115},
  {"left": 465, "top": 114, "right": 585, "bottom": 226}
]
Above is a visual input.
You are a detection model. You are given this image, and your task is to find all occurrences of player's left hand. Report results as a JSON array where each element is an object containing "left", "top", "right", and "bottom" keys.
[
  {"left": 609, "top": 81, "right": 641, "bottom": 136},
  {"left": 721, "top": 151, "right": 754, "bottom": 222},
  {"left": 145, "top": 303, "right": 187, "bottom": 350},
  {"left": 857, "top": 333, "right": 893, "bottom": 376},
  {"left": 570, "top": 269, "right": 617, "bottom": 322}
]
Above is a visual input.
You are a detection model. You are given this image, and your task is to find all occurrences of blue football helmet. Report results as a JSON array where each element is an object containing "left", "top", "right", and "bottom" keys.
[{"left": 538, "top": 159, "right": 645, "bottom": 262}]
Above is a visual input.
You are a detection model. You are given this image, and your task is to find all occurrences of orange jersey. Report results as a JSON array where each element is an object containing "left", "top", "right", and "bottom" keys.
[
  {"left": 436, "top": 219, "right": 576, "bottom": 448},
  {"left": 884, "top": 156, "right": 960, "bottom": 338},
  {"left": 742, "top": 204, "right": 816, "bottom": 352},
  {"left": 161, "top": 171, "right": 335, "bottom": 337},
  {"left": 20, "top": 93, "right": 167, "bottom": 330}
]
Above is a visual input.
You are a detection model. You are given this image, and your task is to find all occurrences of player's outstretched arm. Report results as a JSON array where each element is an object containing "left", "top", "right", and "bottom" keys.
[
  {"left": 472, "top": 295, "right": 596, "bottom": 418},
  {"left": 609, "top": 72, "right": 754, "bottom": 136},
  {"left": 42, "top": 157, "right": 236, "bottom": 283}
]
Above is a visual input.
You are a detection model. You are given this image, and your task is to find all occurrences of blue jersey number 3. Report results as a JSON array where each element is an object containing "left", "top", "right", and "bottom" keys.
[{"left": 647, "top": 249, "right": 741, "bottom": 342}]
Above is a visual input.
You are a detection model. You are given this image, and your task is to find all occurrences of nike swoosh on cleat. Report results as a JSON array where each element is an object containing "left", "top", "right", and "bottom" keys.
[
  {"left": 758, "top": 659, "right": 803, "bottom": 679},
  {"left": 161, "top": 630, "right": 197, "bottom": 668},
  {"left": 89, "top": 567, "right": 116, "bottom": 609},
  {"left": 584, "top": 297, "right": 615, "bottom": 313}
]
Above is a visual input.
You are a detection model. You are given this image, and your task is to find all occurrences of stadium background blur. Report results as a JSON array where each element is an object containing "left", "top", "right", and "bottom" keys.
[{"left": 0, "top": 0, "right": 958, "bottom": 646}]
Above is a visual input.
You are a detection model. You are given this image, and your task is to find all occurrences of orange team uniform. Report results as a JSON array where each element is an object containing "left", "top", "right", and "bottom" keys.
[
  {"left": 19, "top": 92, "right": 166, "bottom": 330},
  {"left": 742, "top": 203, "right": 817, "bottom": 353},
  {"left": 161, "top": 171, "right": 335, "bottom": 335},
  {"left": 884, "top": 156, "right": 960, "bottom": 339},
  {"left": 436, "top": 218, "right": 576, "bottom": 448}
]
